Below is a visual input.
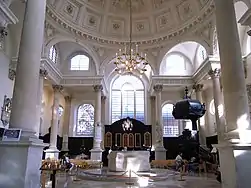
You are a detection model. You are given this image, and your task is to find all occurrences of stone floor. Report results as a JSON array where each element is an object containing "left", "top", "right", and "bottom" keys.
[{"left": 50, "top": 172, "right": 221, "bottom": 188}]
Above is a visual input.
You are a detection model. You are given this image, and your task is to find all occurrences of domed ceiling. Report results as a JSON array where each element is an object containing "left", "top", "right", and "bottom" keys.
[{"left": 46, "top": 0, "right": 214, "bottom": 45}]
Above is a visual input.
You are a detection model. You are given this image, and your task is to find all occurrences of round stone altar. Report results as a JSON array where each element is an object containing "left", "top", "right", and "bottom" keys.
[{"left": 107, "top": 151, "right": 151, "bottom": 172}]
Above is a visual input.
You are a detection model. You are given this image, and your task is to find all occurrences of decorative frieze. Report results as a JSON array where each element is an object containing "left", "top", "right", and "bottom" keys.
[
  {"left": 93, "top": 85, "right": 103, "bottom": 92},
  {"left": 153, "top": 84, "right": 163, "bottom": 93}
]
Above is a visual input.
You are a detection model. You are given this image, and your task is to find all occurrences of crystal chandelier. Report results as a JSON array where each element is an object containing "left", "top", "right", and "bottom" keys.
[{"left": 114, "top": 0, "right": 148, "bottom": 75}]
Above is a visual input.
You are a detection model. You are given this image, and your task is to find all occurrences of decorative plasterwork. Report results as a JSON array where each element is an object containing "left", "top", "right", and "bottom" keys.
[
  {"left": 0, "top": 1, "right": 18, "bottom": 27},
  {"left": 45, "top": 0, "right": 215, "bottom": 47}
]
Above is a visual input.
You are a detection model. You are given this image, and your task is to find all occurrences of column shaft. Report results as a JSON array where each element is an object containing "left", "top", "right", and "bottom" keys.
[
  {"left": 154, "top": 84, "right": 163, "bottom": 147},
  {"left": 0, "top": 1, "right": 47, "bottom": 188},
  {"left": 193, "top": 84, "right": 207, "bottom": 146},
  {"left": 50, "top": 85, "right": 62, "bottom": 149},
  {"left": 61, "top": 96, "right": 71, "bottom": 152},
  {"left": 36, "top": 69, "right": 47, "bottom": 137},
  {"left": 91, "top": 85, "right": 103, "bottom": 161},
  {"left": 214, "top": 0, "right": 250, "bottom": 135},
  {"left": 9, "top": 0, "right": 47, "bottom": 137},
  {"left": 153, "top": 84, "right": 166, "bottom": 160},
  {"left": 209, "top": 69, "right": 226, "bottom": 142}
]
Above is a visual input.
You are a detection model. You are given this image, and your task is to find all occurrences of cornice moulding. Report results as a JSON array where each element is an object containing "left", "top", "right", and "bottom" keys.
[{"left": 0, "top": 1, "right": 18, "bottom": 27}]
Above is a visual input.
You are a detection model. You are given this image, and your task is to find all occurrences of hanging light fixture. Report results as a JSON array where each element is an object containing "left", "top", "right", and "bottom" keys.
[{"left": 114, "top": 0, "right": 148, "bottom": 75}]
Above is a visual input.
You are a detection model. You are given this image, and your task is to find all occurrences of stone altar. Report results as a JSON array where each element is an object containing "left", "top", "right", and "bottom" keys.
[{"left": 108, "top": 151, "right": 150, "bottom": 172}]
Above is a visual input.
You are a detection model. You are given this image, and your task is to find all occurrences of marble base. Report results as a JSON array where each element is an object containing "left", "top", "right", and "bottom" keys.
[
  {"left": 108, "top": 151, "right": 150, "bottom": 172},
  {"left": 216, "top": 142, "right": 251, "bottom": 188},
  {"left": 0, "top": 138, "right": 45, "bottom": 188},
  {"left": 155, "top": 146, "right": 166, "bottom": 160},
  {"left": 90, "top": 148, "right": 103, "bottom": 161},
  {"left": 45, "top": 147, "right": 59, "bottom": 159}
]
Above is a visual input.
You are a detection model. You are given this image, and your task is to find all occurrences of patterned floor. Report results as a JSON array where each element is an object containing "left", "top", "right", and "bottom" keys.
[{"left": 53, "top": 173, "right": 221, "bottom": 188}]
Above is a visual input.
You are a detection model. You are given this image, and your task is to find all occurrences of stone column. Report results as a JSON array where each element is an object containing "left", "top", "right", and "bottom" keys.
[
  {"left": 153, "top": 84, "right": 166, "bottom": 160},
  {"left": 193, "top": 84, "right": 207, "bottom": 146},
  {"left": 214, "top": 0, "right": 251, "bottom": 140},
  {"left": 150, "top": 96, "right": 156, "bottom": 149},
  {"left": 36, "top": 68, "right": 48, "bottom": 137},
  {"left": 214, "top": 1, "right": 251, "bottom": 188},
  {"left": 61, "top": 96, "right": 71, "bottom": 152},
  {"left": 45, "top": 85, "right": 63, "bottom": 159},
  {"left": 101, "top": 96, "right": 107, "bottom": 150},
  {"left": 90, "top": 85, "right": 103, "bottom": 161},
  {"left": 208, "top": 69, "right": 226, "bottom": 142},
  {"left": 0, "top": 0, "right": 47, "bottom": 188}
]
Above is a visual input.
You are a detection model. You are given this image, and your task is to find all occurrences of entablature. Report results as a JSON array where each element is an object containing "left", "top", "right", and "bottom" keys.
[{"left": 0, "top": 1, "right": 18, "bottom": 27}]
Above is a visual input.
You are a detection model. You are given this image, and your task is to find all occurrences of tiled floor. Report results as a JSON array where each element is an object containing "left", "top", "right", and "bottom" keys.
[{"left": 52, "top": 171, "right": 221, "bottom": 188}]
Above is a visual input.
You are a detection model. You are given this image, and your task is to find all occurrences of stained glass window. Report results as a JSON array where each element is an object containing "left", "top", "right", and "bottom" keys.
[
  {"left": 76, "top": 104, "right": 94, "bottom": 137},
  {"left": 162, "top": 103, "right": 179, "bottom": 137},
  {"left": 70, "top": 55, "right": 89, "bottom": 70},
  {"left": 49, "top": 45, "right": 57, "bottom": 63},
  {"left": 111, "top": 75, "right": 144, "bottom": 123}
]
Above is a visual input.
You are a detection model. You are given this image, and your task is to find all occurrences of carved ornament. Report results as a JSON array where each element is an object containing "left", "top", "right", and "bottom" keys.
[
  {"left": 208, "top": 68, "right": 221, "bottom": 78},
  {"left": 193, "top": 84, "right": 204, "bottom": 92},
  {"left": 52, "top": 85, "right": 63, "bottom": 93},
  {"left": 8, "top": 69, "right": 16, "bottom": 81},
  {"left": 153, "top": 84, "right": 163, "bottom": 93},
  {"left": 39, "top": 68, "right": 48, "bottom": 78},
  {"left": 93, "top": 85, "right": 103, "bottom": 92}
]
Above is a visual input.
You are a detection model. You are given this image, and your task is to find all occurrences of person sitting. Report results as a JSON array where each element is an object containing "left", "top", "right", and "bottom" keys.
[
  {"left": 175, "top": 153, "right": 185, "bottom": 171},
  {"left": 187, "top": 156, "right": 198, "bottom": 173},
  {"left": 62, "top": 153, "right": 74, "bottom": 172}
]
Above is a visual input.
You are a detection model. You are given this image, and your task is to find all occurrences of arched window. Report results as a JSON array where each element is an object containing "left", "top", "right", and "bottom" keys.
[
  {"left": 111, "top": 75, "right": 144, "bottom": 123},
  {"left": 162, "top": 103, "right": 179, "bottom": 137},
  {"left": 49, "top": 45, "right": 57, "bottom": 63},
  {"left": 71, "top": 55, "right": 90, "bottom": 70},
  {"left": 76, "top": 104, "right": 94, "bottom": 137},
  {"left": 162, "top": 54, "right": 187, "bottom": 75}
]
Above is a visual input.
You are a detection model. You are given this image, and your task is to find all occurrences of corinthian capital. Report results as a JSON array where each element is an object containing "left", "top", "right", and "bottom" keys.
[
  {"left": 150, "top": 96, "right": 156, "bottom": 101},
  {"left": 52, "top": 85, "right": 63, "bottom": 93},
  {"left": 193, "top": 84, "right": 203, "bottom": 92},
  {"left": 208, "top": 68, "right": 221, "bottom": 78},
  {"left": 93, "top": 85, "right": 103, "bottom": 92},
  {"left": 153, "top": 84, "right": 163, "bottom": 93},
  {"left": 39, "top": 68, "right": 48, "bottom": 78},
  {"left": 8, "top": 69, "right": 16, "bottom": 81},
  {"left": 64, "top": 95, "right": 72, "bottom": 102}
]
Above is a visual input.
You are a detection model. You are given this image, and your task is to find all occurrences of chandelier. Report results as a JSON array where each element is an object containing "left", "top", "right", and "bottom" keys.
[{"left": 114, "top": 0, "right": 148, "bottom": 75}]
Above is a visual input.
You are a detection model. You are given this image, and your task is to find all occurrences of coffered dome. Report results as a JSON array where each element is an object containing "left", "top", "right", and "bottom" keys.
[{"left": 46, "top": 0, "right": 214, "bottom": 45}]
